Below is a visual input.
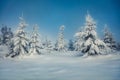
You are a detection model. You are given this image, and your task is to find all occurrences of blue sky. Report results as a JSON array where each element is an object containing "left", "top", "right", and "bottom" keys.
[{"left": 0, "top": 0, "right": 120, "bottom": 41}]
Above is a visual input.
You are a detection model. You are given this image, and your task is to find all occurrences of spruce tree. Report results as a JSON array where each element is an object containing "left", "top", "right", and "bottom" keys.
[
  {"left": 0, "top": 25, "right": 13, "bottom": 45},
  {"left": 56, "top": 25, "right": 67, "bottom": 52},
  {"left": 76, "top": 13, "right": 108, "bottom": 56},
  {"left": 29, "top": 24, "right": 41, "bottom": 55},
  {"left": 74, "top": 29, "right": 84, "bottom": 51},
  {"left": 103, "top": 25, "right": 116, "bottom": 50}
]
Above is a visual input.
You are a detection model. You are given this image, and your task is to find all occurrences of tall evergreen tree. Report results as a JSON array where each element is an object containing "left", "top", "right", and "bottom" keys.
[
  {"left": 55, "top": 25, "right": 67, "bottom": 52},
  {"left": 29, "top": 24, "right": 41, "bottom": 55},
  {"left": 10, "top": 15, "right": 29, "bottom": 58},
  {"left": 76, "top": 13, "right": 108, "bottom": 56}
]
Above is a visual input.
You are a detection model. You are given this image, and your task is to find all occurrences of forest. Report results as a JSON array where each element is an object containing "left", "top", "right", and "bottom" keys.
[{"left": 0, "top": 13, "right": 120, "bottom": 58}]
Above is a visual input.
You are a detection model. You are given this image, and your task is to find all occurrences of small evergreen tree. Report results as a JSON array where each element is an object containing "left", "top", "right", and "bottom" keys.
[
  {"left": 68, "top": 39, "right": 75, "bottom": 51},
  {"left": 54, "top": 40, "right": 58, "bottom": 51},
  {"left": 29, "top": 24, "right": 41, "bottom": 55},
  {"left": 55, "top": 25, "right": 67, "bottom": 52},
  {"left": 0, "top": 25, "right": 14, "bottom": 57},
  {"left": 74, "top": 29, "right": 84, "bottom": 51},
  {"left": 1, "top": 25, "right": 7, "bottom": 44},
  {"left": 117, "top": 42, "right": 120, "bottom": 51},
  {"left": 0, "top": 25, "right": 13, "bottom": 45},
  {"left": 103, "top": 25, "right": 117, "bottom": 50},
  {"left": 6, "top": 28, "right": 14, "bottom": 45}
]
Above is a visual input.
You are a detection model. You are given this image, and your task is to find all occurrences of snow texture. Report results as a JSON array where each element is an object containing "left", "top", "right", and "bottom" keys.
[
  {"left": 0, "top": 53, "right": 120, "bottom": 80},
  {"left": 0, "top": 45, "right": 9, "bottom": 58}
]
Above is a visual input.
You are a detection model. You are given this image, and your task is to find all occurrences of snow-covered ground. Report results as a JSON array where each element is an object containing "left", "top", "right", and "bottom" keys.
[
  {"left": 0, "top": 53, "right": 120, "bottom": 80},
  {"left": 40, "top": 49, "right": 83, "bottom": 57},
  {"left": 0, "top": 45, "right": 9, "bottom": 58}
]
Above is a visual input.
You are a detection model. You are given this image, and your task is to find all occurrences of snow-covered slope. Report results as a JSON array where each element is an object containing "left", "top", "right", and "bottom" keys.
[{"left": 0, "top": 54, "right": 120, "bottom": 80}]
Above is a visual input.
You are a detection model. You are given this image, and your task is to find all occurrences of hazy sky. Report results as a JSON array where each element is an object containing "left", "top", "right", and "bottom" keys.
[{"left": 0, "top": 0, "right": 120, "bottom": 41}]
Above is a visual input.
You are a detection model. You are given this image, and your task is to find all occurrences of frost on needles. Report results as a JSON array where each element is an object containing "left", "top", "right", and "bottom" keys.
[{"left": 9, "top": 16, "right": 29, "bottom": 58}]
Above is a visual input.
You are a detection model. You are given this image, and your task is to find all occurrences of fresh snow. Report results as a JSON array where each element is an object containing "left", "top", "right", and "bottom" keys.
[
  {"left": 0, "top": 45, "right": 9, "bottom": 58},
  {"left": 40, "top": 50, "right": 83, "bottom": 57},
  {"left": 0, "top": 52, "right": 120, "bottom": 80}
]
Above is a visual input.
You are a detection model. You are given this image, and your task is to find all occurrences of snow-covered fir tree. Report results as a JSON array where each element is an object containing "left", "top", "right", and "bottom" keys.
[
  {"left": 77, "top": 13, "right": 108, "bottom": 56},
  {"left": 103, "top": 25, "right": 117, "bottom": 50},
  {"left": 0, "top": 25, "right": 8, "bottom": 44},
  {"left": 74, "top": 28, "right": 84, "bottom": 51},
  {"left": 10, "top": 15, "right": 29, "bottom": 58},
  {"left": 29, "top": 24, "right": 41, "bottom": 55},
  {"left": 55, "top": 25, "right": 67, "bottom": 52},
  {"left": 0, "top": 25, "right": 14, "bottom": 57}
]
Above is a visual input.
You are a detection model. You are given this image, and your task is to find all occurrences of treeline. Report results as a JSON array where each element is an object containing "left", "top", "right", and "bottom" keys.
[{"left": 0, "top": 13, "right": 120, "bottom": 58}]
